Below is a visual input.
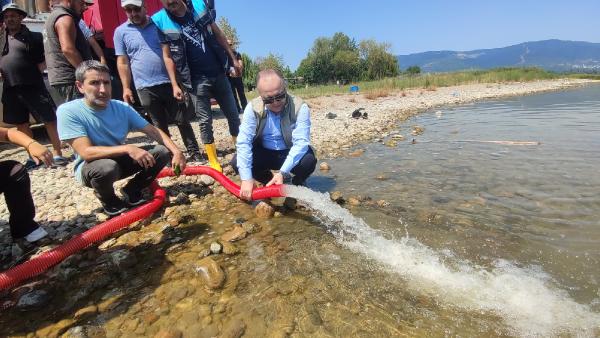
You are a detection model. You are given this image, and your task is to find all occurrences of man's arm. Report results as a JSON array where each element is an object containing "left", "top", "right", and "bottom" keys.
[
  {"left": 1, "top": 127, "right": 52, "bottom": 166},
  {"left": 140, "top": 124, "right": 186, "bottom": 171},
  {"left": 116, "top": 55, "right": 135, "bottom": 104},
  {"left": 267, "top": 104, "right": 311, "bottom": 186},
  {"left": 210, "top": 23, "right": 241, "bottom": 76},
  {"left": 161, "top": 44, "right": 184, "bottom": 101},
  {"left": 88, "top": 37, "right": 106, "bottom": 65},
  {"left": 236, "top": 105, "right": 258, "bottom": 200},
  {"left": 55, "top": 15, "right": 83, "bottom": 68}
]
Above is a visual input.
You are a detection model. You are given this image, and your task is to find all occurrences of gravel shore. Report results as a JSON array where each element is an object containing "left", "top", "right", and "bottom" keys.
[{"left": 0, "top": 78, "right": 595, "bottom": 264}]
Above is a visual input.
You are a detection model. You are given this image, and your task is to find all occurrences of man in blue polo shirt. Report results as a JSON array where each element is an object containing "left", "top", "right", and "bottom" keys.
[
  {"left": 114, "top": 0, "right": 202, "bottom": 162},
  {"left": 57, "top": 61, "right": 186, "bottom": 216}
]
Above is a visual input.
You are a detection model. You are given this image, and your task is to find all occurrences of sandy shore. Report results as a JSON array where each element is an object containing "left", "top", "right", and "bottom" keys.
[{"left": 0, "top": 78, "right": 596, "bottom": 262}]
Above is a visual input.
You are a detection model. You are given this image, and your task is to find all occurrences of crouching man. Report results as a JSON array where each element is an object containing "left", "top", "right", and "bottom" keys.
[
  {"left": 57, "top": 60, "right": 186, "bottom": 216},
  {"left": 231, "top": 69, "right": 317, "bottom": 201}
]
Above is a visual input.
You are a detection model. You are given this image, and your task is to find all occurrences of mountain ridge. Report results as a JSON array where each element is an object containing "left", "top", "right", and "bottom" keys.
[{"left": 397, "top": 39, "right": 600, "bottom": 73}]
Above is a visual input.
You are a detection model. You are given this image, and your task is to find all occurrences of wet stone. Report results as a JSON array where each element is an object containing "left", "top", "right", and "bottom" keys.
[
  {"left": 153, "top": 329, "right": 183, "bottom": 338},
  {"left": 221, "top": 242, "right": 239, "bottom": 255},
  {"left": 220, "top": 318, "right": 246, "bottom": 338},
  {"left": 319, "top": 162, "right": 331, "bottom": 171},
  {"left": 241, "top": 222, "right": 260, "bottom": 234},
  {"left": 254, "top": 201, "right": 275, "bottom": 218},
  {"left": 221, "top": 226, "right": 247, "bottom": 242},
  {"left": 330, "top": 191, "right": 345, "bottom": 204},
  {"left": 210, "top": 242, "right": 222, "bottom": 254},
  {"left": 195, "top": 257, "right": 226, "bottom": 290},
  {"left": 17, "top": 290, "right": 50, "bottom": 309}
]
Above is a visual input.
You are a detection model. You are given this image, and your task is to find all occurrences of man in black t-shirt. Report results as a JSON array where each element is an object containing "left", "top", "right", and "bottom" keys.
[
  {"left": 0, "top": 3, "right": 69, "bottom": 167},
  {"left": 227, "top": 39, "right": 247, "bottom": 113}
]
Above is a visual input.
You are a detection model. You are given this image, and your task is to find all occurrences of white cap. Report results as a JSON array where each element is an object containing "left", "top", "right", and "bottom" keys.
[{"left": 121, "top": 0, "right": 143, "bottom": 8}]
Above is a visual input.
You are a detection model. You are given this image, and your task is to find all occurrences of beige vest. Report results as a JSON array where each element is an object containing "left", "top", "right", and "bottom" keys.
[{"left": 251, "top": 94, "right": 305, "bottom": 148}]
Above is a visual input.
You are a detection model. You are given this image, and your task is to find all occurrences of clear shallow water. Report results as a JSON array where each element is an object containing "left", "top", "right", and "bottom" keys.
[
  {"left": 2, "top": 85, "right": 600, "bottom": 337},
  {"left": 304, "top": 84, "right": 600, "bottom": 336}
]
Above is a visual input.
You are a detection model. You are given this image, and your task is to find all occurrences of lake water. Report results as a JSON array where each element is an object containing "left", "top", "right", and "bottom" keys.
[{"left": 1, "top": 85, "right": 599, "bottom": 337}]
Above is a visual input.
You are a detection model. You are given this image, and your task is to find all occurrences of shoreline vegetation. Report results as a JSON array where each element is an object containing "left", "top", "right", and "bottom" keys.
[{"left": 283, "top": 67, "right": 600, "bottom": 99}]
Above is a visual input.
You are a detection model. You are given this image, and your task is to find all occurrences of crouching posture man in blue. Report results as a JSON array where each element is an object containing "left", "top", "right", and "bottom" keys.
[
  {"left": 231, "top": 69, "right": 317, "bottom": 201},
  {"left": 57, "top": 61, "right": 186, "bottom": 216}
]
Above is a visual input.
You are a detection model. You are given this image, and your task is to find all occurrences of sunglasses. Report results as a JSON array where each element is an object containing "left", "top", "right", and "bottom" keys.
[{"left": 262, "top": 91, "right": 286, "bottom": 105}]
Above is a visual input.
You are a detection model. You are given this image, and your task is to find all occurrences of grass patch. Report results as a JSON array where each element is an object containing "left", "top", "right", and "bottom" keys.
[{"left": 243, "top": 68, "right": 598, "bottom": 100}]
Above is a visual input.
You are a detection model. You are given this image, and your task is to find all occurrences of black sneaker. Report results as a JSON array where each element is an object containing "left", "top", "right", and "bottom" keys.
[
  {"left": 102, "top": 198, "right": 129, "bottom": 217},
  {"left": 187, "top": 152, "right": 204, "bottom": 163},
  {"left": 120, "top": 187, "right": 147, "bottom": 207}
]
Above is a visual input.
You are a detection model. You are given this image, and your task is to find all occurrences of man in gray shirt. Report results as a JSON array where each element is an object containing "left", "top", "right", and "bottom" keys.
[{"left": 43, "top": 0, "right": 93, "bottom": 103}]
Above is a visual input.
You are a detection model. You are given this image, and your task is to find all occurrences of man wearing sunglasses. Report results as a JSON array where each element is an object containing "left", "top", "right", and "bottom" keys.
[{"left": 232, "top": 69, "right": 317, "bottom": 202}]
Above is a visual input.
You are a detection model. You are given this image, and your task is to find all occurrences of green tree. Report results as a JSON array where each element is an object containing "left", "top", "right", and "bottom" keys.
[
  {"left": 359, "top": 39, "right": 399, "bottom": 80},
  {"left": 296, "top": 32, "right": 360, "bottom": 84},
  {"left": 406, "top": 65, "right": 421, "bottom": 75},
  {"left": 241, "top": 53, "right": 258, "bottom": 90},
  {"left": 217, "top": 17, "right": 239, "bottom": 47},
  {"left": 255, "top": 53, "right": 286, "bottom": 74}
]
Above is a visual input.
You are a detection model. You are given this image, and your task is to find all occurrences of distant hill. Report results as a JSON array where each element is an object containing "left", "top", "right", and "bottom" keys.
[{"left": 397, "top": 40, "right": 600, "bottom": 73}]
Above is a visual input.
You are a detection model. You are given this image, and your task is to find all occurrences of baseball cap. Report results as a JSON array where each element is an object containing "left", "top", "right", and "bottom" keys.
[
  {"left": 1, "top": 3, "right": 28, "bottom": 19},
  {"left": 121, "top": 0, "right": 143, "bottom": 7},
  {"left": 84, "top": 0, "right": 95, "bottom": 4}
]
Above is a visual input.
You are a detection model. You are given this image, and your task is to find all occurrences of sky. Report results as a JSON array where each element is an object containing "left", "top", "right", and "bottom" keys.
[{"left": 216, "top": 0, "right": 600, "bottom": 70}]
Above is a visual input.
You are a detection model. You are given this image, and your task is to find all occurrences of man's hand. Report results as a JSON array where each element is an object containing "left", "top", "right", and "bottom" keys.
[
  {"left": 232, "top": 59, "right": 242, "bottom": 78},
  {"left": 266, "top": 172, "right": 284, "bottom": 186},
  {"left": 239, "top": 179, "right": 255, "bottom": 201},
  {"left": 172, "top": 85, "right": 184, "bottom": 101},
  {"left": 171, "top": 150, "right": 186, "bottom": 173},
  {"left": 127, "top": 145, "right": 156, "bottom": 169},
  {"left": 123, "top": 88, "right": 135, "bottom": 105},
  {"left": 28, "top": 142, "right": 53, "bottom": 167}
]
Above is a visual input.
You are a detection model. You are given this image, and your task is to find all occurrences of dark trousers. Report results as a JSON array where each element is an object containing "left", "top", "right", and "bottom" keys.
[
  {"left": 0, "top": 161, "right": 39, "bottom": 238},
  {"left": 81, "top": 145, "right": 171, "bottom": 204},
  {"left": 230, "top": 145, "right": 317, "bottom": 185},
  {"left": 191, "top": 73, "right": 240, "bottom": 144},
  {"left": 228, "top": 76, "right": 247, "bottom": 113},
  {"left": 137, "top": 83, "right": 200, "bottom": 155}
]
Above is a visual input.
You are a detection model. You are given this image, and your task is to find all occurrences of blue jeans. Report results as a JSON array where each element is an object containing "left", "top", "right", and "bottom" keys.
[{"left": 190, "top": 73, "right": 240, "bottom": 144}]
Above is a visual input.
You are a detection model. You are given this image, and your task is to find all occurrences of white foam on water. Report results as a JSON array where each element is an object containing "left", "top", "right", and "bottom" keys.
[{"left": 285, "top": 185, "right": 600, "bottom": 336}]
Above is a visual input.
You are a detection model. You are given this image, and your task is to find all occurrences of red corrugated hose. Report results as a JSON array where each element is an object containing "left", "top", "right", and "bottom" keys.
[{"left": 0, "top": 166, "right": 285, "bottom": 291}]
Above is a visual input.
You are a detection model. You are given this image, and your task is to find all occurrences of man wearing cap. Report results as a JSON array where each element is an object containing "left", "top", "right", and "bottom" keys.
[
  {"left": 153, "top": 0, "right": 242, "bottom": 172},
  {"left": 114, "top": 0, "right": 202, "bottom": 162},
  {"left": 0, "top": 3, "right": 70, "bottom": 167},
  {"left": 79, "top": 0, "right": 106, "bottom": 65},
  {"left": 44, "top": 0, "right": 93, "bottom": 103}
]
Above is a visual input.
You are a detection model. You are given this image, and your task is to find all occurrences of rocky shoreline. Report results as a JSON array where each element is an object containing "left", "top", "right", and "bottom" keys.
[
  {"left": 0, "top": 78, "right": 595, "bottom": 265},
  {"left": 0, "top": 78, "right": 597, "bottom": 336}
]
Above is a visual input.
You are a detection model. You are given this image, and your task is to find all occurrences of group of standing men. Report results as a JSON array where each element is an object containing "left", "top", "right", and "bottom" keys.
[{"left": 0, "top": 0, "right": 316, "bottom": 244}]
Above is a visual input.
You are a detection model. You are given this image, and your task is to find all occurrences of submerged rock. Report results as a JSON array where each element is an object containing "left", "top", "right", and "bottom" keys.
[
  {"left": 319, "top": 162, "right": 331, "bottom": 171},
  {"left": 221, "top": 242, "right": 239, "bottom": 255},
  {"left": 221, "top": 225, "right": 247, "bottom": 242},
  {"left": 195, "top": 257, "right": 225, "bottom": 290},
  {"left": 255, "top": 201, "right": 275, "bottom": 218},
  {"left": 348, "top": 149, "right": 364, "bottom": 157},
  {"left": 209, "top": 242, "right": 222, "bottom": 254},
  {"left": 329, "top": 191, "right": 344, "bottom": 204},
  {"left": 17, "top": 290, "right": 50, "bottom": 309},
  {"left": 241, "top": 222, "right": 260, "bottom": 234}
]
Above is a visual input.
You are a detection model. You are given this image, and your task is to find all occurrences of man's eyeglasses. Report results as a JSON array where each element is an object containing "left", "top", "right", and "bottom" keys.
[{"left": 262, "top": 91, "right": 286, "bottom": 105}]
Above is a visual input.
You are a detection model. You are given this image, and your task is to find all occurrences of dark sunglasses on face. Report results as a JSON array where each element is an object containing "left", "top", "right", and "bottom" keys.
[{"left": 262, "top": 91, "right": 286, "bottom": 105}]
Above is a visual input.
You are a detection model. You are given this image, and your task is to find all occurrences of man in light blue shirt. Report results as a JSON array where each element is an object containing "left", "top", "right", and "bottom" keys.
[
  {"left": 231, "top": 69, "right": 317, "bottom": 201},
  {"left": 57, "top": 60, "right": 186, "bottom": 216},
  {"left": 114, "top": 0, "right": 201, "bottom": 161}
]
